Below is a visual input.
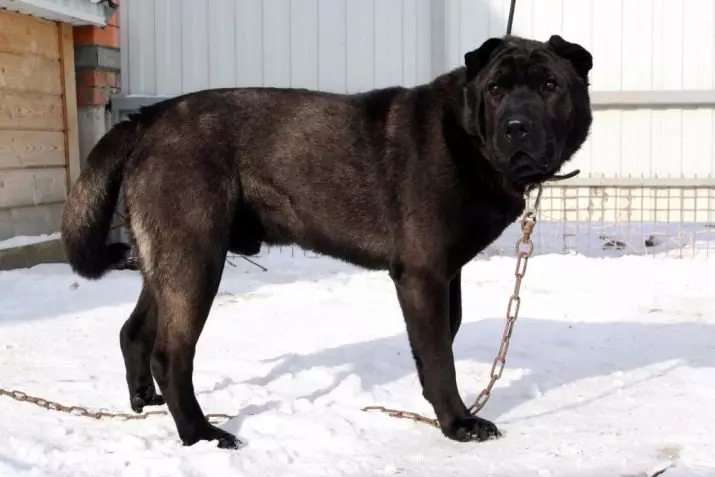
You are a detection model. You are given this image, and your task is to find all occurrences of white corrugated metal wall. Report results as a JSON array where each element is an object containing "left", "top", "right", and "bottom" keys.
[
  {"left": 119, "top": 0, "right": 715, "bottom": 180},
  {"left": 116, "top": 0, "right": 715, "bottom": 257},
  {"left": 451, "top": 0, "right": 715, "bottom": 181},
  {"left": 121, "top": 0, "right": 433, "bottom": 95}
]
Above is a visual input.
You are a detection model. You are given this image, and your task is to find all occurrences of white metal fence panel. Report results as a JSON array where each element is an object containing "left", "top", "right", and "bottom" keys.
[
  {"left": 441, "top": 0, "right": 715, "bottom": 181},
  {"left": 120, "top": 0, "right": 715, "bottom": 180},
  {"left": 120, "top": 0, "right": 433, "bottom": 97},
  {"left": 443, "top": 0, "right": 715, "bottom": 92},
  {"left": 115, "top": 0, "right": 715, "bottom": 259}
]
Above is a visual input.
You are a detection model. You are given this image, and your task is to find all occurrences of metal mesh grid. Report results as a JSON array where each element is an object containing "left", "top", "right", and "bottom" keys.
[
  {"left": 235, "top": 185, "right": 715, "bottom": 263},
  {"left": 482, "top": 185, "right": 715, "bottom": 259},
  {"left": 115, "top": 184, "right": 715, "bottom": 264}
]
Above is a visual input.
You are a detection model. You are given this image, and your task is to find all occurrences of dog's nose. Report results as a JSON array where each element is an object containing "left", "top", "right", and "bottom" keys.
[{"left": 504, "top": 118, "right": 532, "bottom": 142}]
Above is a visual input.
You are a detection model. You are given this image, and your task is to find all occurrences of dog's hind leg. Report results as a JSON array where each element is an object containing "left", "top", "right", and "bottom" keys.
[
  {"left": 119, "top": 284, "right": 165, "bottom": 413},
  {"left": 148, "top": 235, "right": 239, "bottom": 449}
]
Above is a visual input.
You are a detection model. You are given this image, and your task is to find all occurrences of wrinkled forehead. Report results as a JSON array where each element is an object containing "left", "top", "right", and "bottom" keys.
[{"left": 483, "top": 44, "right": 566, "bottom": 81}]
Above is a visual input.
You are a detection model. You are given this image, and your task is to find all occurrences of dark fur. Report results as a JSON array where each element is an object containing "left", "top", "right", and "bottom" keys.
[{"left": 61, "top": 35, "right": 593, "bottom": 449}]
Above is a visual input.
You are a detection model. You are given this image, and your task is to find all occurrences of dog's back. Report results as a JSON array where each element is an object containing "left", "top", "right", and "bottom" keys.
[{"left": 121, "top": 83, "right": 448, "bottom": 269}]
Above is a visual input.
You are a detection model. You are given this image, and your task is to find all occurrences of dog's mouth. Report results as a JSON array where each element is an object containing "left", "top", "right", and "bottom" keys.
[
  {"left": 507, "top": 152, "right": 557, "bottom": 185},
  {"left": 510, "top": 152, "right": 540, "bottom": 175}
]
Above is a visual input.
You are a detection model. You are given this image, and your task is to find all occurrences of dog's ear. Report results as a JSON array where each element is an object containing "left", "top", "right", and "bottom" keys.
[
  {"left": 464, "top": 37, "right": 504, "bottom": 82},
  {"left": 547, "top": 35, "right": 593, "bottom": 83}
]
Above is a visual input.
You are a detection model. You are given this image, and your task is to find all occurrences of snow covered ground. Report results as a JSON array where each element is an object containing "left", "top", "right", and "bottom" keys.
[{"left": 1, "top": 247, "right": 714, "bottom": 477}]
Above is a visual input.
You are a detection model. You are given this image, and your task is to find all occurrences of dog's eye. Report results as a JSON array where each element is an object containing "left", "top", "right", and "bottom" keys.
[
  {"left": 543, "top": 79, "right": 558, "bottom": 92},
  {"left": 487, "top": 83, "right": 502, "bottom": 95}
]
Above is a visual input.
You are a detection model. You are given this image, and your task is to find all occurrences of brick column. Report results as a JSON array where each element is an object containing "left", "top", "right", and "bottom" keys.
[
  {"left": 72, "top": 4, "right": 120, "bottom": 169},
  {"left": 71, "top": 4, "right": 124, "bottom": 243}
]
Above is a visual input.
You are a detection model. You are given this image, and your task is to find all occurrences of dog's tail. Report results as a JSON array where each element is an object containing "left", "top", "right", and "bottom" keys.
[{"left": 61, "top": 119, "right": 140, "bottom": 280}]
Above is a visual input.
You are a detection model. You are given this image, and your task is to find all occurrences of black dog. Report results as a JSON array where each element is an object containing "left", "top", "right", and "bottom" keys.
[{"left": 61, "top": 34, "right": 592, "bottom": 449}]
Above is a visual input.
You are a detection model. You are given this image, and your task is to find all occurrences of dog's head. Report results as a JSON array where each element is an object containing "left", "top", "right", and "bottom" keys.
[{"left": 459, "top": 35, "right": 593, "bottom": 187}]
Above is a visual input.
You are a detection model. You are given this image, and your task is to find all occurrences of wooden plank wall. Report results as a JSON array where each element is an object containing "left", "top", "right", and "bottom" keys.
[{"left": 0, "top": 8, "right": 69, "bottom": 241}]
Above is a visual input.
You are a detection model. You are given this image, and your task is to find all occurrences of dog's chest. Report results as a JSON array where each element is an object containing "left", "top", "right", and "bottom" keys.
[
  {"left": 472, "top": 206, "right": 520, "bottom": 243},
  {"left": 447, "top": 200, "right": 524, "bottom": 268}
]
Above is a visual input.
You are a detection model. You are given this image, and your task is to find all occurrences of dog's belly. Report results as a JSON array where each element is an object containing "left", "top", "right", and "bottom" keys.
[{"left": 244, "top": 185, "right": 394, "bottom": 270}]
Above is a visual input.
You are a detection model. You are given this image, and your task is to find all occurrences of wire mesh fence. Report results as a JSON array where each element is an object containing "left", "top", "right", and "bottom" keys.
[
  {"left": 484, "top": 184, "right": 715, "bottom": 260},
  {"left": 235, "top": 183, "right": 715, "bottom": 263},
  {"left": 111, "top": 173, "right": 715, "bottom": 264}
]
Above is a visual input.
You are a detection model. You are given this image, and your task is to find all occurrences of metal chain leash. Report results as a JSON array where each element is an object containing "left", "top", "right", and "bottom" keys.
[
  {"left": 469, "top": 184, "right": 542, "bottom": 415},
  {"left": 3, "top": 187, "right": 544, "bottom": 430},
  {"left": 0, "top": 388, "right": 233, "bottom": 423},
  {"left": 1, "top": 188, "right": 546, "bottom": 429},
  {"left": 361, "top": 184, "right": 543, "bottom": 428},
  {"left": 359, "top": 406, "right": 440, "bottom": 427}
]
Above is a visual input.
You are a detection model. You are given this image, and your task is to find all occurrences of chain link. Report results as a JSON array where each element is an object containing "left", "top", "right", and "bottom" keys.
[
  {"left": 0, "top": 388, "right": 233, "bottom": 423},
  {"left": 362, "top": 184, "right": 543, "bottom": 427},
  {"left": 361, "top": 406, "right": 439, "bottom": 427}
]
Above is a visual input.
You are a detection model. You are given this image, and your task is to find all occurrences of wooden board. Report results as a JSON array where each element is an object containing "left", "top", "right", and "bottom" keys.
[
  {"left": 0, "top": 90, "right": 64, "bottom": 131},
  {"left": 0, "top": 131, "right": 65, "bottom": 169},
  {"left": 0, "top": 9, "right": 60, "bottom": 59},
  {"left": 0, "top": 12, "right": 70, "bottom": 240},
  {"left": 0, "top": 167, "right": 67, "bottom": 208},
  {"left": 0, "top": 51, "right": 62, "bottom": 95},
  {"left": 58, "top": 23, "right": 81, "bottom": 188}
]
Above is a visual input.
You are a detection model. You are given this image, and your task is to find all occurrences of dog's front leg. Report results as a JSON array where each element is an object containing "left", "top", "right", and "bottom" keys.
[{"left": 393, "top": 268, "right": 501, "bottom": 442}]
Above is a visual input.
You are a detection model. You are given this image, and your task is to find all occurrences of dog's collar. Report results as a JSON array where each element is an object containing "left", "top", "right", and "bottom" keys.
[
  {"left": 547, "top": 168, "right": 580, "bottom": 182},
  {"left": 524, "top": 168, "right": 580, "bottom": 195}
]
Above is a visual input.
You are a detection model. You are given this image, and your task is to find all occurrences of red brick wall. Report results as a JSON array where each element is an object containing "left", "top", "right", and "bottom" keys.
[{"left": 72, "top": 2, "right": 120, "bottom": 107}]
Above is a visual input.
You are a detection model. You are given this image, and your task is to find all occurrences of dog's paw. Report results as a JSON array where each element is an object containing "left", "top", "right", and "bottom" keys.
[
  {"left": 182, "top": 425, "right": 243, "bottom": 450},
  {"left": 130, "top": 388, "right": 165, "bottom": 413},
  {"left": 216, "top": 433, "right": 242, "bottom": 450},
  {"left": 441, "top": 416, "right": 502, "bottom": 442}
]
